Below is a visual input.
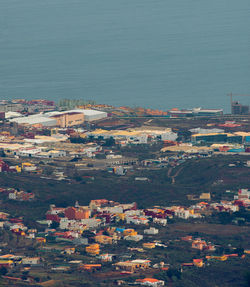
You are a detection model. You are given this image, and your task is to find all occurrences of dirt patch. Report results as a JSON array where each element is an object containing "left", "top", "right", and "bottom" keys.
[
  {"left": 40, "top": 280, "right": 61, "bottom": 287},
  {"left": 95, "top": 269, "right": 157, "bottom": 279}
]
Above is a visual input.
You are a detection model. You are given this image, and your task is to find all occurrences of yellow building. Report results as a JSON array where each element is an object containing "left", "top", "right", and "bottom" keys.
[
  {"left": 143, "top": 243, "right": 156, "bottom": 249},
  {"left": 116, "top": 213, "right": 125, "bottom": 221},
  {"left": 200, "top": 193, "right": 211, "bottom": 200},
  {"left": 86, "top": 244, "right": 100, "bottom": 255},
  {"left": 94, "top": 235, "right": 113, "bottom": 245},
  {"left": 114, "top": 259, "right": 151, "bottom": 273}
]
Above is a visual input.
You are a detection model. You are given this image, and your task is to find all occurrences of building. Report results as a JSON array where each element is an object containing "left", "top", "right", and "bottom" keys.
[
  {"left": 143, "top": 243, "right": 156, "bottom": 249},
  {"left": 10, "top": 115, "right": 57, "bottom": 127},
  {"left": 22, "top": 257, "right": 40, "bottom": 265},
  {"left": 79, "top": 264, "right": 102, "bottom": 271},
  {"left": 191, "top": 239, "right": 207, "bottom": 250},
  {"left": 191, "top": 133, "right": 228, "bottom": 143},
  {"left": 75, "top": 109, "right": 107, "bottom": 122},
  {"left": 192, "top": 108, "right": 223, "bottom": 117},
  {"left": 136, "top": 278, "right": 165, "bottom": 286},
  {"left": 51, "top": 112, "right": 84, "bottom": 128},
  {"left": 85, "top": 244, "right": 100, "bottom": 255},
  {"left": 94, "top": 235, "right": 113, "bottom": 245},
  {"left": 231, "top": 101, "right": 249, "bottom": 115},
  {"left": 168, "top": 108, "right": 223, "bottom": 118},
  {"left": 48, "top": 109, "right": 107, "bottom": 122},
  {"left": 114, "top": 259, "right": 151, "bottom": 272},
  {"left": 64, "top": 207, "right": 90, "bottom": 220},
  {"left": 0, "top": 260, "right": 14, "bottom": 268},
  {"left": 144, "top": 227, "right": 159, "bottom": 235},
  {"left": 193, "top": 259, "right": 204, "bottom": 267},
  {"left": 200, "top": 193, "right": 211, "bottom": 200}
]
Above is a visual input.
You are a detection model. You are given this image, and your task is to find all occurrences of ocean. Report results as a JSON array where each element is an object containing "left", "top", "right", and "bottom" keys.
[{"left": 0, "top": 0, "right": 250, "bottom": 112}]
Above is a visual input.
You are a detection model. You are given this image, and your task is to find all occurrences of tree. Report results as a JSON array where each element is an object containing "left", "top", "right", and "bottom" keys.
[
  {"left": 103, "top": 137, "right": 115, "bottom": 147},
  {"left": 0, "top": 266, "right": 7, "bottom": 276},
  {"left": 50, "top": 221, "right": 59, "bottom": 229}
]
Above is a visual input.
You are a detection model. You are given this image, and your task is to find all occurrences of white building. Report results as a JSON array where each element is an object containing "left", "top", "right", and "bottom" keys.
[
  {"left": 153, "top": 218, "right": 167, "bottom": 226},
  {"left": 161, "top": 131, "right": 178, "bottom": 141},
  {"left": 124, "top": 234, "right": 143, "bottom": 242},
  {"left": 22, "top": 257, "right": 40, "bottom": 265},
  {"left": 175, "top": 209, "right": 190, "bottom": 219},
  {"left": 144, "top": 227, "right": 159, "bottom": 235},
  {"left": 10, "top": 115, "right": 57, "bottom": 127}
]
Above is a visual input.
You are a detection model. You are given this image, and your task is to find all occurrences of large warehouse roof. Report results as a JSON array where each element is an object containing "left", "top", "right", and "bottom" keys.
[{"left": 9, "top": 115, "right": 57, "bottom": 126}]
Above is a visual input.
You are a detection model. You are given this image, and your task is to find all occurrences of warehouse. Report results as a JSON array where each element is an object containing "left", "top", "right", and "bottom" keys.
[
  {"left": 192, "top": 133, "right": 228, "bottom": 143},
  {"left": 9, "top": 115, "right": 57, "bottom": 127},
  {"left": 45, "top": 109, "right": 107, "bottom": 122},
  {"left": 51, "top": 112, "right": 84, "bottom": 128},
  {"left": 72, "top": 109, "right": 107, "bottom": 122},
  {"left": 191, "top": 133, "right": 242, "bottom": 144}
]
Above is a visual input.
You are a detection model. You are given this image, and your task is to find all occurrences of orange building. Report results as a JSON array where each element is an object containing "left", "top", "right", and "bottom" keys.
[
  {"left": 79, "top": 264, "right": 101, "bottom": 271},
  {"left": 193, "top": 259, "right": 204, "bottom": 267},
  {"left": 123, "top": 229, "right": 137, "bottom": 236},
  {"left": 65, "top": 207, "right": 90, "bottom": 220},
  {"left": 36, "top": 237, "right": 46, "bottom": 243},
  {"left": 89, "top": 199, "right": 109, "bottom": 209},
  {"left": 192, "top": 239, "right": 207, "bottom": 250},
  {"left": 86, "top": 244, "right": 100, "bottom": 255},
  {"left": 51, "top": 112, "right": 84, "bottom": 128}
]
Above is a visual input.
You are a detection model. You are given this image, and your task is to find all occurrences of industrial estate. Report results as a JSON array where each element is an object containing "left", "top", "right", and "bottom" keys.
[{"left": 0, "top": 98, "right": 249, "bottom": 287}]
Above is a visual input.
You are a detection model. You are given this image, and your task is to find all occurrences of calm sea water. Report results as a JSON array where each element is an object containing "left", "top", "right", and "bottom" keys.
[{"left": 0, "top": 0, "right": 250, "bottom": 112}]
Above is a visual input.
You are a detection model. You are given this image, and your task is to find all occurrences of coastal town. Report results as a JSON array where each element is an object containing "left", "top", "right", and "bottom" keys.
[{"left": 0, "top": 99, "right": 249, "bottom": 286}]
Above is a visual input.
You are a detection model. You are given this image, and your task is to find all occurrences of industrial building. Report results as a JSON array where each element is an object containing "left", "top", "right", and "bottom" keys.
[
  {"left": 9, "top": 108, "right": 107, "bottom": 127},
  {"left": 71, "top": 109, "right": 107, "bottom": 122},
  {"left": 168, "top": 108, "right": 223, "bottom": 118},
  {"left": 51, "top": 112, "right": 84, "bottom": 128},
  {"left": 46, "top": 109, "right": 107, "bottom": 122},
  {"left": 9, "top": 115, "right": 57, "bottom": 127},
  {"left": 191, "top": 133, "right": 243, "bottom": 144},
  {"left": 231, "top": 101, "right": 249, "bottom": 115}
]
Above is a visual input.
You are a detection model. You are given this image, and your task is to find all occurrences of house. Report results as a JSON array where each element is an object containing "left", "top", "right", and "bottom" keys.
[
  {"left": 22, "top": 257, "right": 40, "bottom": 265},
  {"left": 36, "top": 237, "right": 46, "bottom": 243},
  {"left": 85, "top": 244, "right": 100, "bottom": 255},
  {"left": 79, "top": 264, "right": 101, "bottom": 272},
  {"left": 62, "top": 247, "right": 75, "bottom": 255},
  {"left": 123, "top": 229, "right": 137, "bottom": 236},
  {"left": 200, "top": 193, "right": 211, "bottom": 200},
  {"left": 126, "top": 216, "right": 149, "bottom": 225},
  {"left": 0, "top": 212, "right": 9, "bottom": 219},
  {"left": 94, "top": 235, "right": 113, "bottom": 245},
  {"left": 114, "top": 259, "right": 151, "bottom": 272},
  {"left": 124, "top": 234, "right": 143, "bottom": 242},
  {"left": 175, "top": 209, "right": 190, "bottom": 219},
  {"left": 99, "top": 254, "right": 115, "bottom": 262},
  {"left": 143, "top": 243, "right": 156, "bottom": 249},
  {"left": 153, "top": 218, "right": 167, "bottom": 226},
  {"left": 193, "top": 259, "right": 204, "bottom": 267},
  {"left": 136, "top": 278, "right": 165, "bottom": 286},
  {"left": 144, "top": 227, "right": 159, "bottom": 235},
  {"left": 191, "top": 239, "right": 207, "bottom": 250}
]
